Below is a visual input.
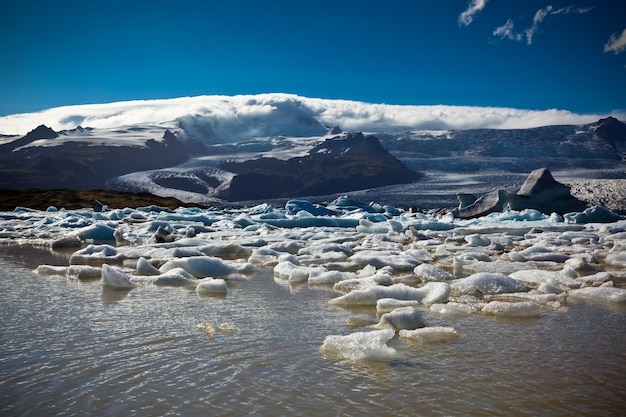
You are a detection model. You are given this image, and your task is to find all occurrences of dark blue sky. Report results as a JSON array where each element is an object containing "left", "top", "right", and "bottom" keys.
[{"left": 1, "top": 0, "right": 625, "bottom": 116}]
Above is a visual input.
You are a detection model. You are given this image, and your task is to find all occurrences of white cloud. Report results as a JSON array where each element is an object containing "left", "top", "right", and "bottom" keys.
[
  {"left": 604, "top": 28, "right": 626, "bottom": 55},
  {"left": 493, "top": 19, "right": 522, "bottom": 42},
  {"left": 458, "top": 0, "right": 489, "bottom": 26},
  {"left": 493, "top": 5, "right": 593, "bottom": 45},
  {"left": 0, "top": 94, "right": 613, "bottom": 140}
]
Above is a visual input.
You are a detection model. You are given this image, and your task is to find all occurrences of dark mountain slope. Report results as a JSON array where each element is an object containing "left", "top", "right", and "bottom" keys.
[{"left": 220, "top": 133, "right": 421, "bottom": 201}]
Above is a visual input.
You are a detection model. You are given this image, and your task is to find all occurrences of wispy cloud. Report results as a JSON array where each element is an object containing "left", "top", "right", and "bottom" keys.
[
  {"left": 458, "top": 0, "right": 489, "bottom": 27},
  {"left": 493, "top": 19, "right": 522, "bottom": 42},
  {"left": 604, "top": 28, "right": 626, "bottom": 55},
  {"left": 493, "top": 5, "right": 593, "bottom": 45}
]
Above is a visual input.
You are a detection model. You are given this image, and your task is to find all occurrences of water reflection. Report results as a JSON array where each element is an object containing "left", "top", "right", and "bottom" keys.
[{"left": 101, "top": 285, "right": 132, "bottom": 303}]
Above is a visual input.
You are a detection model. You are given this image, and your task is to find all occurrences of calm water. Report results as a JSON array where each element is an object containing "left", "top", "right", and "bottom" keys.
[{"left": 1, "top": 245, "right": 625, "bottom": 417}]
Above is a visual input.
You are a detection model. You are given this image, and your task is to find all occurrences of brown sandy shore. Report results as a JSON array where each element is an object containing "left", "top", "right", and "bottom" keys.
[{"left": 0, "top": 189, "right": 186, "bottom": 211}]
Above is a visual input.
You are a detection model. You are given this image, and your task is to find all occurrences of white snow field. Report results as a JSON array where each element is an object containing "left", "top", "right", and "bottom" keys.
[{"left": 2, "top": 197, "right": 625, "bottom": 362}]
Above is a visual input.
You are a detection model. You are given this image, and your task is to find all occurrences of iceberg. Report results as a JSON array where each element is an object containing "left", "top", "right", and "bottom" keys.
[
  {"left": 451, "top": 273, "right": 530, "bottom": 296},
  {"left": 371, "top": 307, "right": 425, "bottom": 331},
  {"left": 320, "top": 329, "right": 396, "bottom": 361},
  {"left": 481, "top": 301, "right": 541, "bottom": 318},
  {"left": 159, "top": 256, "right": 237, "bottom": 278},
  {"left": 399, "top": 327, "right": 460, "bottom": 343},
  {"left": 101, "top": 264, "right": 136, "bottom": 289}
]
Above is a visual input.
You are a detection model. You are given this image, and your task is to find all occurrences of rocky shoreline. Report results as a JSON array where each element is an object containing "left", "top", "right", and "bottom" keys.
[{"left": 1, "top": 177, "right": 624, "bottom": 214}]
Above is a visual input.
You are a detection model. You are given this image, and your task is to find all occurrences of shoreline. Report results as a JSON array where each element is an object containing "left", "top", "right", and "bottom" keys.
[{"left": 1, "top": 178, "right": 625, "bottom": 214}]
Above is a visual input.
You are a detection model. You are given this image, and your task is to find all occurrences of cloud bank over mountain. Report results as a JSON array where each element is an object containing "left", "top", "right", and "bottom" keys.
[{"left": 0, "top": 94, "right": 621, "bottom": 142}]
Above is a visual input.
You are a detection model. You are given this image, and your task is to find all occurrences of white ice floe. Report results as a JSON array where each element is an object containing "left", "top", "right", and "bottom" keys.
[
  {"left": 509, "top": 270, "right": 578, "bottom": 290},
  {"left": 332, "top": 272, "right": 394, "bottom": 294},
  {"left": 567, "top": 287, "right": 626, "bottom": 304},
  {"left": 481, "top": 301, "right": 541, "bottom": 318},
  {"left": 413, "top": 263, "right": 454, "bottom": 282},
  {"left": 371, "top": 307, "right": 425, "bottom": 331},
  {"left": 70, "top": 244, "right": 124, "bottom": 265},
  {"left": 101, "top": 264, "right": 136, "bottom": 289},
  {"left": 329, "top": 282, "right": 449, "bottom": 306},
  {"left": 376, "top": 298, "right": 422, "bottom": 314},
  {"left": 153, "top": 268, "right": 198, "bottom": 286},
  {"left": 399, "top": 327, "right": 460, "bottom": 343},
  {"left": 450, "top": 273, "right": 530, "bottom": 296},
  {"left": 348, "top": 249, "right": 421, "bottom": 271},
  {"left": 136, "top": 257, "right": 161, "bottom": 275},
  {"left": 320, "top": 329, "right": 396, "bottom": 361},
  {"left": 196, "top": 278, "right": 228, "bottom": 295},
  {"left": 159, "top": 256, "right": 237, "bottom": 278},
  {"left": 430, "top": 302, "right": 476, "bottom": 317}
]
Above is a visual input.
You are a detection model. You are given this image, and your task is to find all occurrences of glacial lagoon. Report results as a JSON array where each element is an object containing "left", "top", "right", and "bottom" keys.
[{"left": 1, "top": 200, "right": 625, "bottom": 416}]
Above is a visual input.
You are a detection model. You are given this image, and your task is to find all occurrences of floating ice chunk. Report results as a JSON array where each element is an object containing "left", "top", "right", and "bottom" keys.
[
  {"left": 371, "top": 307, "right": 425, "bottom": 331},
  {"left": 517, "top": 246, "right": 568, "bottom": 263},
  {"left": 459, "top": 260, "right": 539, "bottom": 275},
  {"left": 277, "top": 253, "right": 300, "bottom": 265},
  {"left": 154, "top": 267, "right": 198, "bottom": 286},
  {"left": 66, "top": 265, "right": 101, "bottom": 280},
  {"left": 349, "top": 250, "right": 421, "bottom": 271},
  {"left": 196, "top": 278, "right": 228, "bottom": 295},
  {"left": 70, "top": 244, "right": 123, "bottom": 265},
  {"left": 606, "top": 244, "right": 626, "bottom": 268},
  {"left": 537, "top": 282, "right": 565, "bottom": 294},
  {"left": 309, "top": 270, "right": 355, "bottom": 285},
  {"left": 51, "top": 235, "right": 82, "bottom": 249},
  {"left": 484, "top": 292, "right": 561, "bottom": 305},
  {"left": 481, "top": 301, "right": 541, "bottom": 318},
  {"left": 420, "top": 282, "right": 451, "bottom": 305},
  {"left": 136, "top": 257, "right": 161, "bottom": 276},
  {"left": 575, "top": 272, "right": 612, "bottom": 287},
  {"left": 273, "top": 261, "right": 311, "bottom": 283},
  {"left": 248, "top": 247, "right": 282, "bottom": 266},
  {"left": 269, "top": 240, "right": 305, "bottom": 254},
  {"left": 35, "top": 265, "right": 68, "bottom": 276},
  {"left": 430, "top": 302, "right": 475, "bottom": 317},
  {"left": 285, "top": 199, "right": 337, "bottom": 216},
  {"left": 399, "top": 327, "right": 459, "bottom": 343},
  {"left": 332, "top": 273, "right": 394, "bottom": 294},
  {"left": 414, "top": 263, "right": 454, "bottom": 282},
  {"left": 101, "top": 264, "right": 136, "bottom": 289},
  {"left": 509, "top": 270, "right": 578, "bottom": 289},
  {"left": 564, "top": 206, "right": 622, "bottom": 224},
  {"left": 465, "top": 234, "right": 491, "bottom": 246},
  {"left": 329, "top": 282, "right": 449, "bottom": 306},
  {"left": 73, "top": 223, "right": 116, "bottom": 241},
  {"left": 356, "top": 219, "right": 393, "bottom": 234},
  {"left": 159, "top": 256, "right": 237, "bottom": 278},
  {"left": 567, "top": 287, "right": 626, "bottom": 304},
  {"left": 319, "top": 329, "right": 396, "bottom": 361},
  {"left": 376, "top": 298, "right": 421, "bottom": 314},
  {"left": 196, "top": 243, "right": 252, "bottom": 260},
  {"left": 451, "top": 273, "right": 530, "bottom": 296}
]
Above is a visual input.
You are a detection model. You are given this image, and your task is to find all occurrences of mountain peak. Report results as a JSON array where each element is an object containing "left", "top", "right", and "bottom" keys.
[
  {"left": 24, "top": 124, "right": 58, "bottom": 141},
  {"left": 589, "top": 116, "right": 626, "bottom": 149}
]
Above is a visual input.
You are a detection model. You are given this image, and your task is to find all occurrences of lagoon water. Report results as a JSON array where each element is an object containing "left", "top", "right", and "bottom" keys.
[{"left": 1, "top": 245, "right": 625, "bottom": 417}]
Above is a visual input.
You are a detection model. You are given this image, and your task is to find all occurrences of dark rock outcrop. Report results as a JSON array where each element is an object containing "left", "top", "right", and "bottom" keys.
[
  {"left": 454, "top": 168, "right": 588, "bottom": 218},
  {"left": 220, "top": 133, "right": 421, "bottom": 201}
]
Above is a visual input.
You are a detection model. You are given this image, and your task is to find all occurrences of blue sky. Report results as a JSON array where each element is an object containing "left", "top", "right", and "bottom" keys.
[{"left": 1, "top": 0, "right": 625, "bottom": 117}]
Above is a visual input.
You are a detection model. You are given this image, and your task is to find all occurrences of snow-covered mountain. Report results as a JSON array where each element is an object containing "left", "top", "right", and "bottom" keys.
[{"left": 0, "top": 94, "right": 624, "bottom": 207}]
